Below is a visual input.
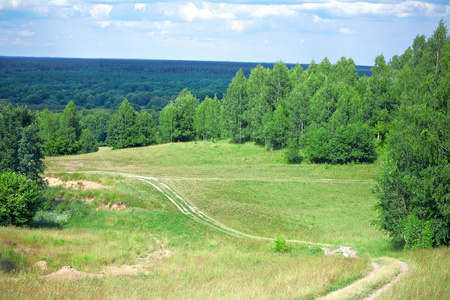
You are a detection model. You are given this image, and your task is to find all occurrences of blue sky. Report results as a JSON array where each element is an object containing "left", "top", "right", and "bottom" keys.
[{"left": 0, "top": 1, "right": 449, "bottom": 65}]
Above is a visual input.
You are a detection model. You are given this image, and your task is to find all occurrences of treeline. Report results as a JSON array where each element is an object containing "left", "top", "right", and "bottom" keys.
[
  {"left": 20, "top": 53, "right": 396, "bottom": 164},
  {"left": 0, "top": 57, "right": 371, "bottom": 111}
]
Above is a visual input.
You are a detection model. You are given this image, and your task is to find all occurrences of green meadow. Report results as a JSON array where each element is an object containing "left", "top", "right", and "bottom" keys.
[{"left": 1, "top": 141, "right": 449, "bottom": 299}]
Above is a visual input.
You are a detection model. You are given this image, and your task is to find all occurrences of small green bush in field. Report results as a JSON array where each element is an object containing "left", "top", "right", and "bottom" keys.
[
  {"left": 0, "top": 172, "right": 42, "bottom": 226},
  {"left": 272, "top": 235, "right": 289, "bottom": 253}
]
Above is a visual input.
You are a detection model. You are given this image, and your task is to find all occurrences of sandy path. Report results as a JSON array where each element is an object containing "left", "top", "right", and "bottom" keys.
[{"left": 79, "top": 171, "right": 408, "bottom": 298}]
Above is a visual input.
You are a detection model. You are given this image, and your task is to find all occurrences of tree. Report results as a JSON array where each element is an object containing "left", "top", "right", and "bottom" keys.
[
  {"left": 37, "top": 109, "right": 59, "bottom": 144},
  {"left": 159, "top": 103, "right": 177, "bottom": 143},
  {"left": 173, "top": 88, "right": 198, "bottom": 142},
  {"left": 373, "top": 20, "right": 450, "bottom": 247},
  {"left": 267, "top": 61, "right": 292, "bottom": 107},
  {"left": 18, "top": 124, "right": 46, "bottom": 185},
  {"left": 221, "top": 69, "right": 248, "bottom": 143},
  {"left": 136, "top": 111, "right": 156, "bottom": 146},
  {"left": 206, "top": 95, "right": 222, "bottom": 141},
  {"left": 0, "top": 101, "right": 45, "bottom": 184},
  {"left": 246, "top": 65, "right": 270, "bottom": 144},
  {"left": 80, "top": 111, "right": 110, "bottom": 144},
  {"left": 106, "top": 98, "right": 140, "bottom": 149},
  {"left": 79, "top": 129, "right": 99, "bottom": 154},
  {"left": 60, "top": 101, "right": 82, "bottom": 147}
]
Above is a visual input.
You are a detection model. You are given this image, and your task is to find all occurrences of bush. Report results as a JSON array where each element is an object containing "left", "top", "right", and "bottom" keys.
[
  {"left": 285, "top": 139, "right": 303, "bottom": 164},
  {"left": 272, "top": 235, "right": 289, "bottom": 253},
  {"left": 0, "top": 172, "right": 43, "bottom": 226},
  {"left": 402, "top": 214, "right": 434, "bottom": 250}
]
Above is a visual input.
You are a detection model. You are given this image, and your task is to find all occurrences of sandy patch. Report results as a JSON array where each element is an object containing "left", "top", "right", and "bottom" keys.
[
  {"left": 322, "top": 246, "right": 358, "bottom": 258},
  {"left": 41, "top": 266, "right": 104, "bottom": 280},
  {"left": 46, "top": 177, "right": 110, "bottom": 191}
]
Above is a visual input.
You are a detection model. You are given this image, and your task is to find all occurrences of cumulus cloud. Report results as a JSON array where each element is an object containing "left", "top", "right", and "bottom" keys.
[
  {"left": 178, "top": 2, "right": 236, "bottom": 22},
  {"left": 90, "top": 4, "right": 113, "bottom": 20},
  {"left": 248, "top": 4, "right": 298, "bottom": 18},
  {"left": 135, "top": 3, "right": 146, "bottom": 12}
]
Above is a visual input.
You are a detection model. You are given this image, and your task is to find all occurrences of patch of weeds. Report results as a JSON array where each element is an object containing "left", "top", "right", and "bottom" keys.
[
  {"left": 271, "top": 235, "right": 290, "bottom": 253},
  {"left": 323, "top": 274, "right": 362, "bottom": 294},
  {"left": 31, "top": 193, "right": 91, "bottom": 228},
  {"left": 305, "top": 245, "right": 323, "bottom": 256},
  {"left": 0, "top": 242, "right": 28, "bottom": 274}
]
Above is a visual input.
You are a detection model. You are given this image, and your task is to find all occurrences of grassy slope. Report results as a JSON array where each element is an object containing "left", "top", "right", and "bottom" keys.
[{"left": 1, "top": 140, "right": 448, "bottom": 299}]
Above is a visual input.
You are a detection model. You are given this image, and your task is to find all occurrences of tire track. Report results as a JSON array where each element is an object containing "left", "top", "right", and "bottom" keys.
[{"left": 82, "top": 171, "right": 408, "bottom": 299}]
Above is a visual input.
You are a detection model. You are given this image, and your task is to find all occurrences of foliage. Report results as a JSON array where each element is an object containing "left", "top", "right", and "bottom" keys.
[
  {"left": 285, "top": 139, "right": 303, "bottom": 164},
  {"left": 271, "top": 235, "right": 289, "bottom": 253},
  {"left": 106, "top": 99, "right": 157, "bottom": 149},
  {"left": 80, "top": 129, "right": 99, "bottom": 154},
  {"left": 373, "top": 20, "right": 450, "bottom": 247},
  {"left": 307, "top": 122, "right": 376, "bottom": 164},
  {"left": 221, "top": 69, "right": 248, "bottom": 143},
  {"left": 402, "top": 214, "right": 433, "bottom": 250},
  {"left": 0, "top": 101, "right": 45, "bottom": 184},
  {"left": 0, "top": 172, "right": 43, "bottom": 226}
]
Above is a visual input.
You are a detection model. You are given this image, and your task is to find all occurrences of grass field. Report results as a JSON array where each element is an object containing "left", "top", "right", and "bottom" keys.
[{"left": 1, "top": 140, "right": 448, "bottom": 299}]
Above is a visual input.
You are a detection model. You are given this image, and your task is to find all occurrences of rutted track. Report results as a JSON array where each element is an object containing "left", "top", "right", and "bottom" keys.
[{"left": 83, "top": 171, "right": 408, "bottom": 299}]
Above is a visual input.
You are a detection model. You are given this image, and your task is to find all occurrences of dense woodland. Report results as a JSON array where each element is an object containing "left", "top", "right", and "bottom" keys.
[
  {"left": 0, "top": 58, "right": 372, "bottom": 112},
  {"left": 0, "top": 21, "right": 448, "bottom": 248}
]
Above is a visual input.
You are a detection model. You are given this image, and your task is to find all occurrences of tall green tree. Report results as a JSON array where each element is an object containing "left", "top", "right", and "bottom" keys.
[
  {"left": 173, "top": 88, "right": 198, "bottom": 142},
  {"left": 60, "top": 101, "right": 82, "bottom": 147},
  {"left": 37, "top": 109, "right": 59, "bottom": 144},
  {"left": 106, "top": 98, "right": 140, "bottom": 149},
  {"left": 159, "top": 103, "right": 177, "bottom": 143},
  {"left": 0, "top": 101, "right": 45, "bottom": 184},
  {"left": 246, "top": 65, "right": 270, "bottom": 144},
  {"left": 373, "top": 20, "right": 450, "bottom": 247},
  {"left": 221, "top": 69, "right": 248, "bottom": 143}
]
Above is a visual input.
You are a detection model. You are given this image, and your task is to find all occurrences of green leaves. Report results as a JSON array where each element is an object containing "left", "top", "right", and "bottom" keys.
[
  {"left": 107, "top": 98, "right": 156, "bottom": 149},
  {"left": 0, "top": 172, "right": 42, "bottom": 226},
  {"left": 374, "top": 20, "right": 450, "bottom": 247}
]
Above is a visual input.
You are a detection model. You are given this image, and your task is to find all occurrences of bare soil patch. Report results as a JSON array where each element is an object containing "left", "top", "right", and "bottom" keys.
[{"left": 46, "top": 177, "right": 110, "bottom": 191}]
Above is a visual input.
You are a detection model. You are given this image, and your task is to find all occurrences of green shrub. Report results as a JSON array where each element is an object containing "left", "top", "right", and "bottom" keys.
[
  {"left": 272, "top": 235, "right": 289, "bottom": 253},
  {"left": 402, "top": 214, "right": 434, "bottom": 250},
  {"left": 0, "top": 172, "right": 42, "bottom": 226},
  {"left": 285, "top": 139, "right": 303, "bottom": 164}
]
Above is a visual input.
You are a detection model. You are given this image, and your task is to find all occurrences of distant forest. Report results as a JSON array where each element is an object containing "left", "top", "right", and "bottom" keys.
[{"left": 0, "top": 57, "right": 372, "bottom": 111}]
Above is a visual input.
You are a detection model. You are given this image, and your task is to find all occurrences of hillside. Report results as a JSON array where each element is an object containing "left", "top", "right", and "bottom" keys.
[{"left": 2, "top": 141, "right": 448, "bottom": 299}]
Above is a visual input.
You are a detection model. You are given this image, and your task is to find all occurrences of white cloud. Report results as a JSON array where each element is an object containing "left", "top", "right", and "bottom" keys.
[
  {"left": 339, "top": 27, "right": 354, "bottom": 34},
  {"left": 135, "top": 3, "right": 146, "bottom": 12},
  {"left": 178, "top": 2, "right": 235, "bottom": 22},
  {"left": 313, "top": 15, "right": 332, "bottom": 24},
  {"left": 230, "top": 20, "right": 245, "bottom": 32},
  {"left": 179, "top": 3, "right": 213, "bottom": 22},
  {"left": 90, "top": 4, "right": 113, "bottom": 20},
  {"left": 249, "top": 5, "right": 298, "bottom": 18},
  {"left": 18, "top": 30, "right": 35, "bottom": 36}
]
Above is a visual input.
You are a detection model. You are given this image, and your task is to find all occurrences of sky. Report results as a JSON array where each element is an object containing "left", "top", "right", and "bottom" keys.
[{"left": 0, "top": 1, "right": 449, "bottom": 66}]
